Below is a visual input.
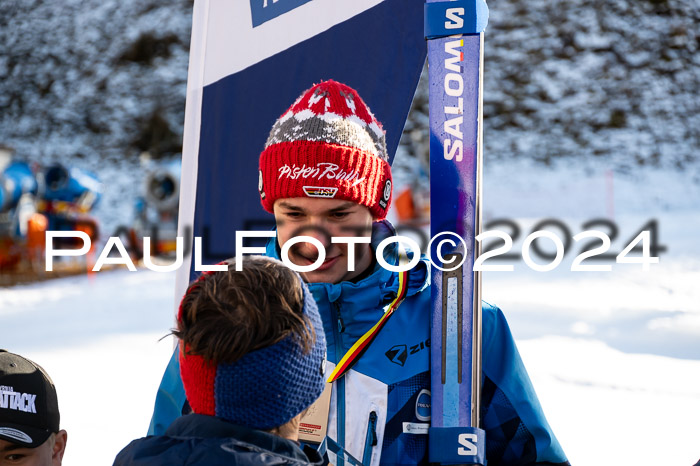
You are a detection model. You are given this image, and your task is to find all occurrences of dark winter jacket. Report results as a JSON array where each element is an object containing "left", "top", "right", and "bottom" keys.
[
  {"left": 148, "top": 221, "right": 569, "bottom": 465},
  {"left": 114, "top": 414, "right": 323, "bottom": 465}
]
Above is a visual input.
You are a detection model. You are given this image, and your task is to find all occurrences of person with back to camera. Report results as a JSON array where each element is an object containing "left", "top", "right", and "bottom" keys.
[
  {"left": 114, "top": 256, "right": 326, "bottom": 465},
  {"left": 0, "top": 350, "right": 68, "bottom": 466}
]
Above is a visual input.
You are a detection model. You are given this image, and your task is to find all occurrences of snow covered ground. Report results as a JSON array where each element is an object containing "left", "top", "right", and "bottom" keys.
[
  {"left": 1, "top": 160, "right": 699, "bottom": 465},
  {"left": 482, "top": 159, "right": 700, "bottom": 465},
  {"left": 0, "top": 270, "right": 177, "bottom": 465}
]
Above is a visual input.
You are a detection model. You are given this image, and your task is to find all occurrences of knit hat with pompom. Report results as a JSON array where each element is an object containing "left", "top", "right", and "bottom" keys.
[{"left": 259, "top": 80, "right": 393, "bottom": 219}]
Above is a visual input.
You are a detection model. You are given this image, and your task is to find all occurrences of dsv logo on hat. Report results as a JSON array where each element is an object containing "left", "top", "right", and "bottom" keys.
[{"left": 303, "top": 186, "right": 338, "bottom": 198}]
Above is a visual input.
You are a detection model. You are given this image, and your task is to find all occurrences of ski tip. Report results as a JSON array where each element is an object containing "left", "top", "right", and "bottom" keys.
[{"left": 424, "top": 0, "right": 490, "bottom": 40}]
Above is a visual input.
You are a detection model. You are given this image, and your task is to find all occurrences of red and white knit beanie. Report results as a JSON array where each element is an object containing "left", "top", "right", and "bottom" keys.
[{"left": 259, "top": 80, "right": 393, "bottom": 220}]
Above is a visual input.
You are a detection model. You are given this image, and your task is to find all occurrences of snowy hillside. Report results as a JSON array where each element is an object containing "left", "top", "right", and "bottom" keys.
[
  {"left": 1, "top": 0, "right": 698, "bottom": 234},
  {"left": 0, "top": 0, "right": 192, "bottom": 235},
  {"left": 481, "top": 0, "right": 699, "bottom": 169},
  {"left": 0, "top": 0, "right": 191, "bottom": 161}
]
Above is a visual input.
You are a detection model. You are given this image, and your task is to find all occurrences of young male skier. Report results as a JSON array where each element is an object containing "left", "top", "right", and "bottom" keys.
[{"left": 149, "top": 80, "right": 569, "bottom": 466}]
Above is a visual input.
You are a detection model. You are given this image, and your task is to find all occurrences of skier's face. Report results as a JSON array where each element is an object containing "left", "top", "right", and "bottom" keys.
[
  {"left": 0, "top": 431, "right": 67, "bottom": 466},
  {"left": 273, "top": 198, "right": 374, "bottom": 284}
]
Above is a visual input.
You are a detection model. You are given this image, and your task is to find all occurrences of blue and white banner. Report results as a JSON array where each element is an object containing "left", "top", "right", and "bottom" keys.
[{"left": 176, "top": 0, "right": 427, "bottom": 300}]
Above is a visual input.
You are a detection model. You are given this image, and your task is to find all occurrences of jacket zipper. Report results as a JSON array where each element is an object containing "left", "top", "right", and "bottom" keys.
[
  {"left": 333, "top": 301, "right": 346, "bottom": 466},
  {"left": 362, "top": 411, "right": 378, "bottom": 465}
]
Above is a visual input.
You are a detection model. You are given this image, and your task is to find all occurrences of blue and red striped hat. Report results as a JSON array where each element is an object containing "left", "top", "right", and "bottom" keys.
[{"left": 178, "top": 258, "right": 326, "bottom": 430}]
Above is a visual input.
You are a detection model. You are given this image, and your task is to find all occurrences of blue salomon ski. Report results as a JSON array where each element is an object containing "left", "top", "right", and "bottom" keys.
[{"left": 426, "top": 1, "right": 488, "bottom": 464}]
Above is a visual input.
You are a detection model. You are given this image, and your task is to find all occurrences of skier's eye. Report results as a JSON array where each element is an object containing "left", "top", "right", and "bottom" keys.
[{"left": 5, "top": 453, "right": 27, "bottom": 462}]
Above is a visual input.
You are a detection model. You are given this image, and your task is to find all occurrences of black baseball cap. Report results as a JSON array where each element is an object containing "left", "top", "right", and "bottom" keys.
[{"left": 0, "top": 350, "right": 60, "bottom": 448}]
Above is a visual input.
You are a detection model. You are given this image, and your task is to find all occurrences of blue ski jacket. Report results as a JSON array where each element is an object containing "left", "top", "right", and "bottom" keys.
[
  {"left": 148, "top": 221, "right": 569, "bottom": 466},
  {"left": 116, "top": 413, "right": 323, "bottom": 465}
]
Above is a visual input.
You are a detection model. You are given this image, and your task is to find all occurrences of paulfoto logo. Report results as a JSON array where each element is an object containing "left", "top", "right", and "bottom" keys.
[
  {"left": 249, "top": 0, "right": 313, "bottom": 27},
  {"left": 43, "top": 222, "right": 662, "bottom": 274}
]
